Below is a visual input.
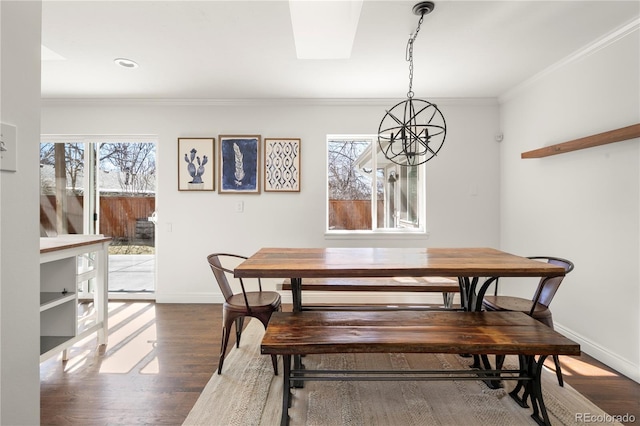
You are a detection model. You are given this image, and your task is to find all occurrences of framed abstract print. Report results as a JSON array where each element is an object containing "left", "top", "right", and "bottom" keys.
[
  {"left": 178, "top": 137, "right": 215, "bottom": 191},
  {"left": 264, "top": 138, "right": 300, "bottom": 192},
  {"left": 218, "top": 135, "right": 261, "bottom": 194}
]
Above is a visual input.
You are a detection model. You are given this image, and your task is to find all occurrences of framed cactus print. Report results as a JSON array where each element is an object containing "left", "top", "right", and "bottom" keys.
[
  {"left": 264, "top": 138, "right": 301, "bottom": 192},
  {"left": 218, "top": 135, "right": 261, "bottom": 194},
  {"left": 178, "top": 138, "right": 215, "bottom": 191}
]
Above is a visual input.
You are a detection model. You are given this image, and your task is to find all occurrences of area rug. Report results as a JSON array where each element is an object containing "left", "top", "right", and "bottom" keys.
[{"left": 184, "top": 319, "right": 619, "bottom": 426}]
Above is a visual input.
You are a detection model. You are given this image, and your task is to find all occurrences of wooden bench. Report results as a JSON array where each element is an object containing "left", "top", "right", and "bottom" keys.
[
  {"left": 279, "top": 276, "right": 460, "bottom": 309},
  {"left": 261, "top": 310, "right": 580, "bottom": 426}
]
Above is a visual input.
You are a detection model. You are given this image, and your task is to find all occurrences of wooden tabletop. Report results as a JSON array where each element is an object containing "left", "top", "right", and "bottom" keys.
[
  {"left": 261, "top": 311, "right": 581, "bottom": 356},
  {"left": 235, "top": 247, "right": 565, "bottom": 279}
]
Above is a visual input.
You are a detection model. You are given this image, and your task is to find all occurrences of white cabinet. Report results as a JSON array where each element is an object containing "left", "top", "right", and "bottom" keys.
[{"left": 40, "top": 235, "right": 111, "bottom": 362}]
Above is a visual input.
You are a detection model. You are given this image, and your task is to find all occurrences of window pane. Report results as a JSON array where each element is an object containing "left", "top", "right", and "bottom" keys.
[
  {"left": 39, "top": 142, "right": 85, "bottom": 235},
  {"left": 398, "top": 166, "right": 418, "bottom": 226},
  {"left": 327, "top": 139, "right": 373, "bottom": 230},
  {"left": 375, "top": 168, "right": 385, "bottom": 228},
  {"left": 327, "top": 135, "right": 423, "bottom": 233},
  {"left": 98, "top": 142, "right": 156, "bottom": 246}
]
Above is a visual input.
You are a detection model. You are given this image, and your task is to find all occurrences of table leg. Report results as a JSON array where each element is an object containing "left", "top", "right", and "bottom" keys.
[
  {"left": 459, "top": 277, "right": 478, "bottom": 364},
  {"left": 473, "top": 276, "right": 499, "bottom": 312},
  {"left": 291, "top": 277, "right": 302, "bottom": 312},
  {"left": 459, "top": 275, "right": 500, "bottom": 312},
  {"left": 481, "top": 354, "right": 503, "bottom": 389},
  {"left": 459, "top": 277, "right": 483, "bottom": 369},
  {"left": 463, "top": 276, "right": 503, "bottom": 384},
  {"left": 529, "top": 355, "right": 552, "bottom": 426},
  {"left": 281, "top": 355, "right": 291, "bottom": 426},
  {"left": 290, "top": 278, "right": 304, "bottom": 388},
  {"left": 457, "top": 277, "right": 473, "bottom": 311},
  {"left": 509, "top": 354, "right": 531, "bottom": 408},
  {"left": 510, "top": 354, "right": 552, "bottom": 426}
]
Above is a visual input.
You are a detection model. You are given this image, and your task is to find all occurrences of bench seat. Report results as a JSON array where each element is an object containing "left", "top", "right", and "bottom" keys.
[
  {"left": 262, "top": 310, "right": 580, "bottom": 426},
  {"left": 262, "top": 310, "right": 578, "bottom": 356},
  {"left": 279, "top": 276, "right": 460, "bottom": 308}
]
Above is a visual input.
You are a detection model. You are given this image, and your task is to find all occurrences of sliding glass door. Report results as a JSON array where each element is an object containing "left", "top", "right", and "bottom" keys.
[
  {"left": 97, "top": 141, "right": 156, "bottom": 294},
  {"left": 40, "top": 136, "right": 157, "bottom": 297}
]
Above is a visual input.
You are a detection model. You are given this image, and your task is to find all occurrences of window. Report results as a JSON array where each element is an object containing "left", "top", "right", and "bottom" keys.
[{"left": 327, "top": 135, "right": 425, "bottom": 233}]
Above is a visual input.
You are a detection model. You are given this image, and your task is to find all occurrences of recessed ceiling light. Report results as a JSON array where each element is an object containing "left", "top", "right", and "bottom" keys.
[{"left": 114, "top": 58, "right": 139, "bottom": 69}]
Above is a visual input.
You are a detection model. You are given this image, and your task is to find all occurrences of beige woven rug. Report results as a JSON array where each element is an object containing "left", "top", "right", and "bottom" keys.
[{"left": 184, "top": 319, "right": 619, "bottom": 426}]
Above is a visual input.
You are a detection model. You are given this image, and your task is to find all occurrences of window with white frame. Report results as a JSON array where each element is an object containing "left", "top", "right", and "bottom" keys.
[{"left": 326, "top": 134, "right": 425, "bottom": 233}]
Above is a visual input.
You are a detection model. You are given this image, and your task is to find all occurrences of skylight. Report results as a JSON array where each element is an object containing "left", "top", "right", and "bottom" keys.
[
  {"left": 41, "top": 45, "right": 65, "bottom": 61},
  {"left": 289, "top": 0, "right": 363, "bottom": 59}
]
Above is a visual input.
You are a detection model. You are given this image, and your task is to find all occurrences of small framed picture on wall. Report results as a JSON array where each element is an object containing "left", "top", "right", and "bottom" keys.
[
  {"left": 218, "top": 135, "right": 261, "bottom": 194},
  {"left": 178, "top": 137, "right": 215, "bottom": 191},
  {"left": 264, "top": 138, "right": 301, "bottom": 192}
]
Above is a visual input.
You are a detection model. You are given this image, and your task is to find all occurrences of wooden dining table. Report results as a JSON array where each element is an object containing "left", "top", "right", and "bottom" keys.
[
  {"left": 234, "top": 247, "right": 566, "bottom": 312},
  {"left": 235, "top": 246, "right": 568, "bottom": 389}
]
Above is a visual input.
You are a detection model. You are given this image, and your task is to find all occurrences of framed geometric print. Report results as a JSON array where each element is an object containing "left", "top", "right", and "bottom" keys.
[{"left": 264, "top": 138, "right": 300, "bottom": 192}]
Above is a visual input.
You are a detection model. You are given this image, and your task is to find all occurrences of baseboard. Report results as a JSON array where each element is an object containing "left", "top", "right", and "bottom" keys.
[
  {"left": 155, "top": 292, "right": 225, "bottom": 304},
  {"left": 554, "top": 322, "right": 639, "bottom": 384}
]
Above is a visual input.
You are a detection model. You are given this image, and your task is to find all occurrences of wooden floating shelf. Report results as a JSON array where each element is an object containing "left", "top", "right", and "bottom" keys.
[{"left": 521, "top": 123, "right": 640, "bottom": 159}]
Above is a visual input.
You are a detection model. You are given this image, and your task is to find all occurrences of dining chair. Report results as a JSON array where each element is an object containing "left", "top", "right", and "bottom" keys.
[
  {"left": 482, "top": 256, "right": 574, "bottom": 386},
  {"left": 207, "top": 253, "right": 281, "bottom": 375}
]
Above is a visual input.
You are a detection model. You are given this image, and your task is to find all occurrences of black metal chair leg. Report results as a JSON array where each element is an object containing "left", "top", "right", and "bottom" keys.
[
  {"left": 235, "top": 317, "right": 245, "bottom": 348},
  {"left": 551, "top": 355, "right": 563, "bottom": 386},
  {"left": 217, "top": 324, "right": 232, "bottom": 374}
]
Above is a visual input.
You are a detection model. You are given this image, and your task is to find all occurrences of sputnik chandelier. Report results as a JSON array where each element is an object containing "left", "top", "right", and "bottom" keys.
[{"left": 378, "top": 1, "right": 446, "bottom": 166}]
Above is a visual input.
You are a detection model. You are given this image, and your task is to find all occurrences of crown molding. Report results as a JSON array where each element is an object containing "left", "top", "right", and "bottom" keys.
[
  {"left": 40, "top": 134, "right": 158, "bottom": 143},
  {"left": 499, "top": 17, "right": 640, "bottom": 103},
  {"left": 41, "top": 97, "right": 497, "bottom": 108}
]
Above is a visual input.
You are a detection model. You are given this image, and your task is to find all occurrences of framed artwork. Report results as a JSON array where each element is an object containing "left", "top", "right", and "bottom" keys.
[
  {"left": 264, "top": 138, "right": 301, "bottom": 192},
  {"left": 218, "top": 135, "right": 261, "bottom": 194},
  {"left": 178, "top": 138, "right": 215, "bottom": 191}
]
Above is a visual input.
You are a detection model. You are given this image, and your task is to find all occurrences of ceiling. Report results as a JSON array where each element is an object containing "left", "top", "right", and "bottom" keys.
[{"left": 41, "top": 0, "right": 640, "bottom": 100}]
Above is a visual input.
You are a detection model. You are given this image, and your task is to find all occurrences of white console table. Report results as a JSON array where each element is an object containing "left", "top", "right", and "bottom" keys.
[{"left": 40, "top": 235, "right": 111, "bottom": 362}]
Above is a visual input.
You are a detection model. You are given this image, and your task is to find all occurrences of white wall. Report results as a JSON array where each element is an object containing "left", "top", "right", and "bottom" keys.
[
  {"left": 41, "top": 99, "right": 500, "bottom": 305},
  {"left": 499, "top": 22, "right": 640, "bottom": 382},
  {"left": 0, "top": 1, "right": 42, "bottom": 424}
]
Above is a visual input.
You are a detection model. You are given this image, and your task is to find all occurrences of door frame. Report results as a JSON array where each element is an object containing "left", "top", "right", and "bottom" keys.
[{"left": 40, "top": 134, "right": 158, "bottom": 300}]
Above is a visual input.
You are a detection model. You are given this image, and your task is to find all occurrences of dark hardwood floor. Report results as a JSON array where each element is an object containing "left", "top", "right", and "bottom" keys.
[{"left": 41, "top": 302, "right": 639, "bottom": 425}]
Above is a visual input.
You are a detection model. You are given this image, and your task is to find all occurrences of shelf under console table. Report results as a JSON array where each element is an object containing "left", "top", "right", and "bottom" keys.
[{"left": 40, "top": 235, "right": 111, "bottom": 362}]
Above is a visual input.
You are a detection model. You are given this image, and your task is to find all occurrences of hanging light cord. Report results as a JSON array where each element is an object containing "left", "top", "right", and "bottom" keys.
[{"left": 406, "top": 12, "right": 425, "bottom": 99}]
